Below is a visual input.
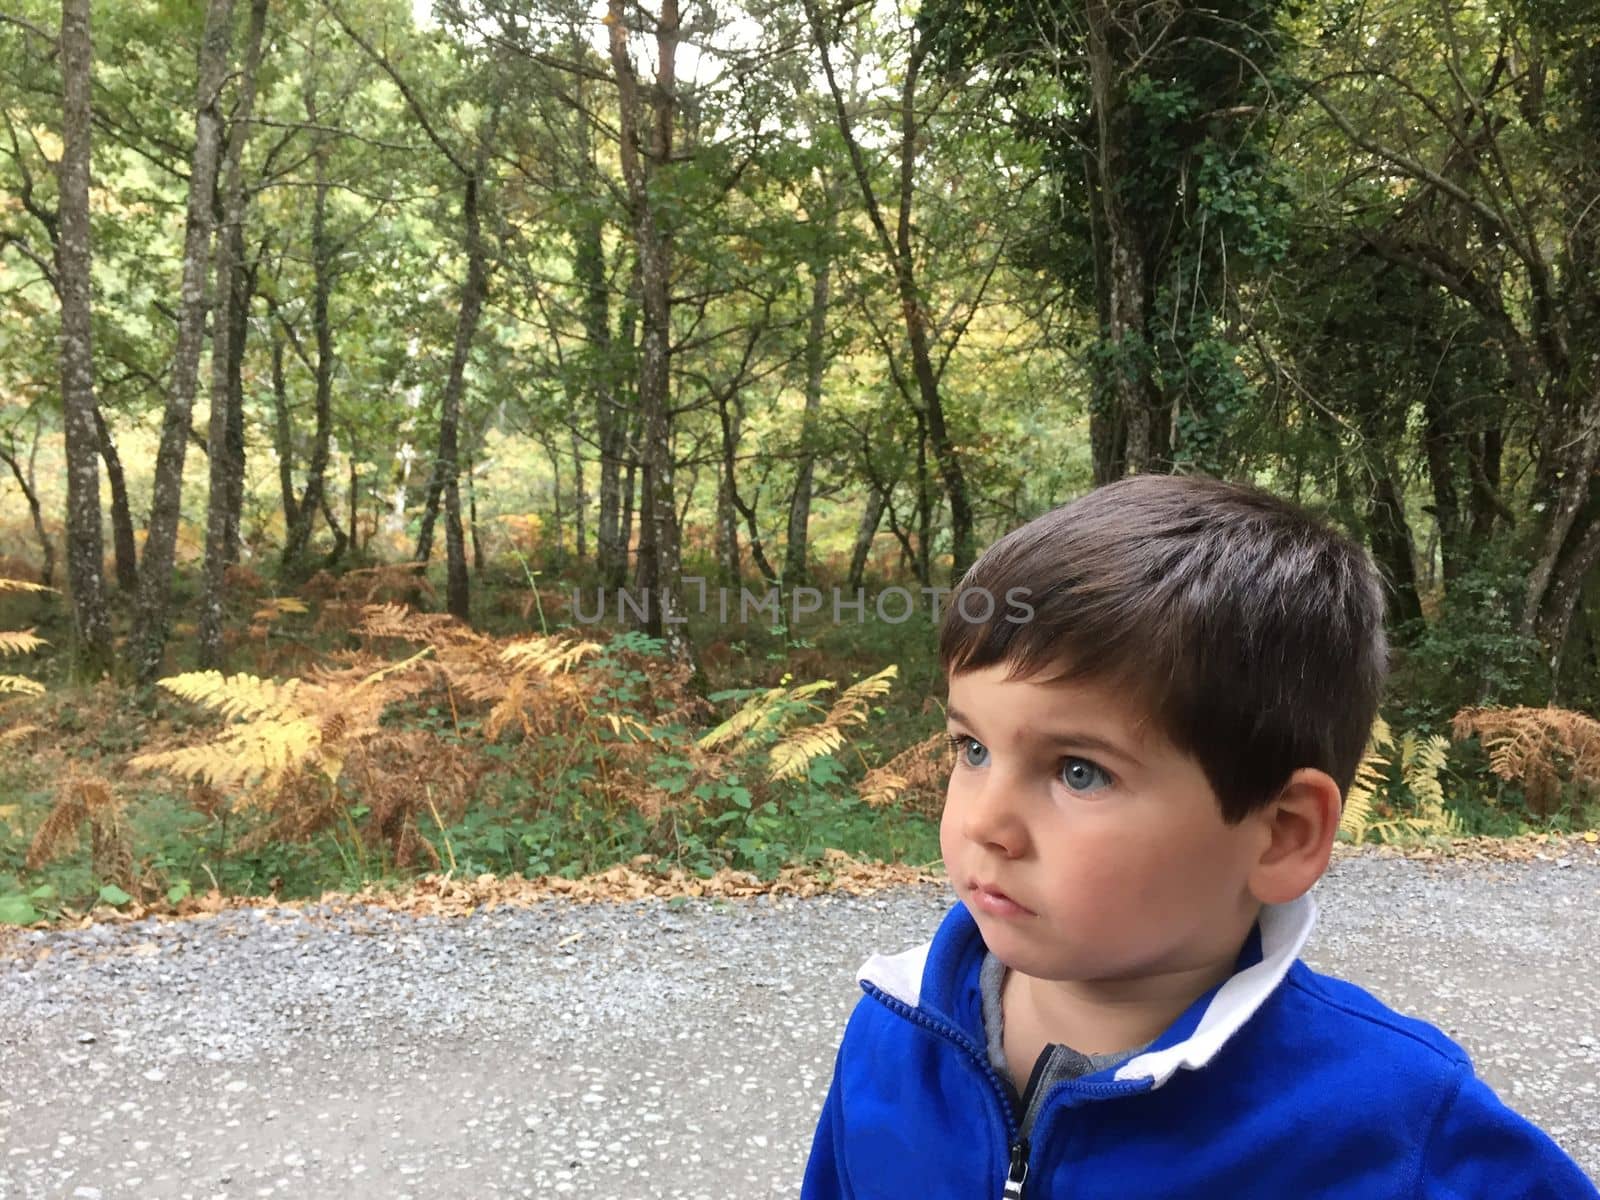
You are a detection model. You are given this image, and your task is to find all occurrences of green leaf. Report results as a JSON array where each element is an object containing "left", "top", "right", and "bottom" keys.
[
  {"left": 98, "top": 884, "right": 133, "bottom": 907},
  {"left": 28, "top": 884, "right": 56, "bottom": 900},
  {"left": 0, "top": 894, "right": 39, "bottom": 925},
  {"left": 166, "top": 880, "right": 192, "bottom": 905}
]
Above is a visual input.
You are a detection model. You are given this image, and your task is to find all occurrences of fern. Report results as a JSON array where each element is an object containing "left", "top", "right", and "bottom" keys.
[
  {"left": 1339, "top": 718, "right": 1392, "bottom": 843},
  {"left": 858, "top": 731, "right": 951, "bottom": 817},
  {"left": 24, "top": 777, "right": 131, "bottom": 894},
  {"left": 158, "top": 671, "right": 304, "bottom": 722},
  {"left": 499, "top": 634, "right": 602, "bottom": 675},
  {"left": 0, "top": 578, "right": 50, "bottom": 701},
  {"left": 132, "top": 651, "right": 434, "bottom": 798},
  {"left": 0, "top": 675, "right": 45, "bottom": 696},
  {"left": 1453, "top": 705, "right": 1600, "bottom": 819},
  {"left": 823, "top": 665, "right": 898, "bottom": 728},
  {"left": 1341, "top": 717, "right": 1464, "bottom": 844},
  {"left": 769, "top": 724, "right": 848, "bottom": 781},
  {"left": 0, "top": 628, "right": 47, "bottom": 656},
  {"left": 765, "top": 666, "right": 900, "bottom": 782},
  {"left": 698, "top": 678, "right": 834, "bottom": 751}
]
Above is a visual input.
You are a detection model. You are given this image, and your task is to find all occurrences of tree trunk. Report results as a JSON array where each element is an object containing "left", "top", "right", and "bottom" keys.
[
  {"left": 847, "top": 483, "right": 885, "bottom": 593},
  {"left": 198, "top": 0, "right": 267, "bottom": 670},
  {"left": 347, "top": 436, "right": 360, "bottom": 557},
  {"left": 319, "top": 490, "right": 348, "bottom": 569},
  {"left": 282, "top": 145, "right": 335, "bottom": 577},
  {"left": 55, "top": 0, "right": 113, "bottom": 674},
  {"left": 222, "top": 226, "right": 254, "bottom": 565},
  {"left": 129, "top": 0, "right": 237, "bottom": 685},
  {"left": 93, "top": 407, "right": 137, "bottom": 595},
  {"left": 1086, "top": 2, "right": 1161, "bottom": 483},
  {"left": 716, "top": 395, "right": 742, "bottom": 588},
  {"left": 1420, "top": 385, "right": 1464, "bottom": 585},
  {"left": 269, "top": 321, "right": 298, "bottom": 536},
  {"left": 784, "top": 230, "right": 832, "bottom": 588},
  {"left": 1535, "top": 499, "right": 1600, "bottom": 688},
  {"left": 571, "top": 422, "right": 587, "bottom": 562},
  {"left": 811, "top": 13, "right": 974, "bottom": 581},
  {"left": 466, "top": 445, "right": 483, "bottom": 573},
  {"left": 554, "top": 435, "right": 569, "bottom": 564},
  {"left": 1522, "top": 369, "right": 1600, "bottom": 655},
  {"left": 0, "top": 440, "right": 54, "bottom": 589},
  {"left": 607, "top": 0, "right": 699, "bottom": 684},
  {"left": 412, "top": 163, "right": 488, "bottom": 624},
  {"left": 574, "top": 84, "right": 627, "bottom": 588},
  {"left": 1366, "top": 467, "right": 1424, "bottom": 631}
]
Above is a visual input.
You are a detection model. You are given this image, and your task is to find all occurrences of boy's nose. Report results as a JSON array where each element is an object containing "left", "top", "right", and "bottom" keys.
[{"left": 961, "top": 770, "right": 1028, "bottom": 857}]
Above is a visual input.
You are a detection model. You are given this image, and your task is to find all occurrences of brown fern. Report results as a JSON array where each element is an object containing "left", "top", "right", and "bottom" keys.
[
  {"left": 859, "top": 731, "right": 952, "bottom": 818},
  {"left": 25, "top": 789, "right": 87, "bottom": 871},
  {"left": 25, "top": 777, "right": 131, "bottom": 890},
  {"left": 1452, "top": 705, "right": 1600, "bottom": 819}
]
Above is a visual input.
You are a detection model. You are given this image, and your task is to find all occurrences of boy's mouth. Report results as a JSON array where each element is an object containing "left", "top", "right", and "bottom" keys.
[{"left": 969, "top": 880, "right": 1033, "bottom": 918}]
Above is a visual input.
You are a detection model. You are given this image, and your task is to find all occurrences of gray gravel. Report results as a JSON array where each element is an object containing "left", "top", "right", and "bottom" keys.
[{"left": 1, "top": 852, "right": 1597, "bottom": 1198}]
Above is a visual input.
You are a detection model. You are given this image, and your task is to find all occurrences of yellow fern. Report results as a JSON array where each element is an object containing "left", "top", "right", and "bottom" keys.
[
  {"left": 766, "top": 666, "right": 901, "bottom": 781},
  {"left": 0, "top": 579, "right": 54, "bottom": 593},
  {"left": 768, "top": 724, "right": 847, "bottom": 781},
  {"left": 1344, "top": 719, "right": 1462, "bottom": 844},
  {"left": 157, "top": 671, "right": 303, "bottom": 722},
  {"left": 0, "top": 628, "right": 47, "bottom": 656},
  {"left": 357, "top": 602, "right": 462, "bottom": 643},
  {"left": 132, "top": 715, "right": 322, "bottom": 791},
  {"left": 697, "top": 686, "right": 788, "bottom": 749},
  {"left": 252, "top": 597, "right": 309, "bottom": 623},
  {"left": 0, "top": 675, "right": 45, "bottom": 696},
  {"left": 698, "top": 678, "right": 834, "bottom": 750},
  {"left": 499, "top": 635, "right": 602, "bottom": 675},
  {"left": 823, "top": 665, "right": 898, "bottom": 728},
  {"left": 1339, "top": 717, "right": 1392, "bottom": 842},
  {"left": 132, "top": 650, "right": 434, "bottom": 797}
]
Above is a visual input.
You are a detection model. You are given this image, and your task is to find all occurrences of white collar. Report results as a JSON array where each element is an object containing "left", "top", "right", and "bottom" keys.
[{"left": 857, "top": 892, "right": 1318, "bottom": 1090}]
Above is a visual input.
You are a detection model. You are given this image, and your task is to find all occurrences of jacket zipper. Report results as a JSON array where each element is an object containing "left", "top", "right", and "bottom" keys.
[
  {"left": 862, "top": 980, "right": 1153, "bottom": 1199},
  {"left": 861, "top": 981, "right": 1025, "bottom": 1198},
  {"left": 1003, "top": 1136, "right": 1030, "bottom": 1198}
]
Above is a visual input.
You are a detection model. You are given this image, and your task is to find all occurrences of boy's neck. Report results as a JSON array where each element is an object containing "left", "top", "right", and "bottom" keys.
[{"left": 1003, "top": 943, "right": 1247, "bottom": 1058}]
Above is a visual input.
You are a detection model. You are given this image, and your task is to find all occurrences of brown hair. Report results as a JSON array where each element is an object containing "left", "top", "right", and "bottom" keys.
[{"left": 938, "top": 474, "right": 1388, "bottom": 823}]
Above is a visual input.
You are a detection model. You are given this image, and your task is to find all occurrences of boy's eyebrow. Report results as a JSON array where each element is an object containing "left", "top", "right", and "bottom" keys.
[{"left": 945, "top": 706, "right": 1144, "bottom": 766}]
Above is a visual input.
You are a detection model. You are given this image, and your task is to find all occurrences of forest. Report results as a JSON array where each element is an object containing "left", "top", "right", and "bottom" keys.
[{"left": 2, "top": 0, "right": 1599, "bottom": 924}]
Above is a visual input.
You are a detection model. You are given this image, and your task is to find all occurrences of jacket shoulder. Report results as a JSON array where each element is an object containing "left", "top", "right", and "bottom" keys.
[{"left": 1282, "top": 960, "right": 1472, "bottom": 1069}]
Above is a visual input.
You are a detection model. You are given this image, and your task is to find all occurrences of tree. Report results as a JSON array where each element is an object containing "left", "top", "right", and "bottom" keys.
[
  {"left": 1301, "top": 0, "right": 1600, "bottom": 683},
  {"left": 128, "top": 0, "right": 239, "bottom": 684},
  {"left": 922, "top": 0, "right": 1298, "bottom": 484},
  {"left": 55, "top": 0, "right": 113, "bottom": 672},
  {"left": 198, "top": 0, "right": 270, "bottom": 669}
]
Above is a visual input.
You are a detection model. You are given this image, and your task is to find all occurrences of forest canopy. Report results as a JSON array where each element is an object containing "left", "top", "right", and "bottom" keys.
[{"left": 1, "top": 0, "right": 1598, "bottom": 717}]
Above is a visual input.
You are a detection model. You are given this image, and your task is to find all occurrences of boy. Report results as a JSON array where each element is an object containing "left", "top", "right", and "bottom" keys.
[{"left": 801, "top": 474, "right": 1598, "bottom": 1199}]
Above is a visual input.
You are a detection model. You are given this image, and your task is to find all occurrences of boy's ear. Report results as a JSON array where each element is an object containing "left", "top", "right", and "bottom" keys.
[{"left": 1247, "top": 768, "right": 1342, "bottom": 906}]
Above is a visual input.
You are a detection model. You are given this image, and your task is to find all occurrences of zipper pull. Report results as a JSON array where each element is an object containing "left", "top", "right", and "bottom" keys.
[{"left": 1003, "top": 1137, "right": 1029, "bottom": 1199}]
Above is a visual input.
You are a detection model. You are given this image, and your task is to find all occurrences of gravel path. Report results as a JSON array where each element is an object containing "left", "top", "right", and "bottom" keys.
[{"left": 2, "top": 852, "right": 1597, "bottom": 1199}]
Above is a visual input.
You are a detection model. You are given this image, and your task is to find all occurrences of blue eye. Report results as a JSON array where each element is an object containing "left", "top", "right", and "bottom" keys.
[
  {"left": 947, "top": 733, "right": 988, "bottom": 768},
  {"left": 1060, "top": 757, "right": 1111, "bottom": 793}
]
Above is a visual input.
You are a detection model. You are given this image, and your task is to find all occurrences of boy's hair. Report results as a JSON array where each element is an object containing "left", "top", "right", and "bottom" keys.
[{"left": 938, "top": 474, "right": 1388, "bottom": 824}]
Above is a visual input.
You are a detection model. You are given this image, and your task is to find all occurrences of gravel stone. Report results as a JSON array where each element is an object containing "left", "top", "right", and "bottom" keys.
[{"left": 1, "top": 852, "right": 1596, "bottom": 1197}]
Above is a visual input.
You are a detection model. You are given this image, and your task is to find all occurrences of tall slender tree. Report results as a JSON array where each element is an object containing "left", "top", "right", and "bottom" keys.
[
  {"left": 128, "top": 0, "right": 238, "bottom": 684},
  {"left": 55, "top": 0, "right": 113, "bottom": 674}
]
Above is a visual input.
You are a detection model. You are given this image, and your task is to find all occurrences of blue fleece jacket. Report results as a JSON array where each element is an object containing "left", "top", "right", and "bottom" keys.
[{"left": 801, "top": 893, "right": 1599, "bottom": 1199}]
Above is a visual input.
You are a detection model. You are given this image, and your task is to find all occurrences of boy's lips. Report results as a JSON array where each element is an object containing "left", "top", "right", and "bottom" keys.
[{"left": 969, "top": 879, "right": 1033, "bottom": 917}]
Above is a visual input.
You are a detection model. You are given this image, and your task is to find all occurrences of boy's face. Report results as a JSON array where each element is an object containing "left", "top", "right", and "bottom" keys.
[{"left": 941, "top": 663, "right": 1269, "bottom": 988}]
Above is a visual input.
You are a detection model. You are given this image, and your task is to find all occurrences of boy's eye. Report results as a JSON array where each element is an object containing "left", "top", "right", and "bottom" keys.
[
  {"left": 947, "top": 733, "right": 988, "bottom": 768},
  {"left": 1060, "top": 756, "right": 1111, "bottom": 794}
]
